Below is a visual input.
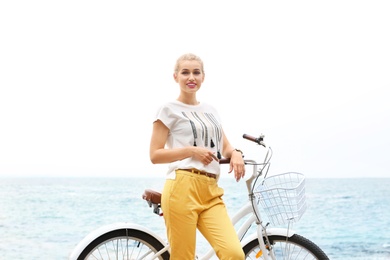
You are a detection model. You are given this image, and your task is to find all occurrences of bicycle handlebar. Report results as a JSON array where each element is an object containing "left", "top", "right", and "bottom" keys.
[
  {"left": 243, "top": 133, "right": 266, "bottom": 147},
  {"left": 219, "top": 158, "right": 230, "bottom": 164},
  {"left": 219, "top": 134, "right": 266, "bottom": 164}
]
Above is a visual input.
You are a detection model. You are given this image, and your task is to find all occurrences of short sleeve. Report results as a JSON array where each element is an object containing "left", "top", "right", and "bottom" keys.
[{"left": 154, "top": 105, "right": 176, "bottom": 130}]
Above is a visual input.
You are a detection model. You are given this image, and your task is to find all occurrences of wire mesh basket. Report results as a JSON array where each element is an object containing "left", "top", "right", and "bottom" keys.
[{"left": 255, "top": 172, "right": 307, "bottom": 226}]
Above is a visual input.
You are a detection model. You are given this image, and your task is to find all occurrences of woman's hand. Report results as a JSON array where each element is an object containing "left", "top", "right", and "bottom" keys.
[
  {"left": 221, "top": 130, "right": 246, "bottom": 182},
  {"left": 229, "top": 150, "right": 245, "bottom": 182},
  {"left": 192, "top": 147, "right": 219, "bottom": 166}
]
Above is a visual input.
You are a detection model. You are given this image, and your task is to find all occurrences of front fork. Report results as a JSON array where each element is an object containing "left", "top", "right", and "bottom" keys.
[
  {"left": 256, "top": 223, "right": 276, "bottom": 260},
  {"left": 251, "top": 190, "right": 276, "bottom": 260}
]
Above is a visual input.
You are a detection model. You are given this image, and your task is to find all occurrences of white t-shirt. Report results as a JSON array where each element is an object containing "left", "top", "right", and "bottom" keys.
[{"left": 154, "top": 100, "right": 224, "bottom": 179}]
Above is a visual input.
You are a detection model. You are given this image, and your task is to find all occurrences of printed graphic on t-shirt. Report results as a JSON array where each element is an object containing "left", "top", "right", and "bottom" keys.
[{"left": 182, "top": 111, "right": 222, "bottom": 159}]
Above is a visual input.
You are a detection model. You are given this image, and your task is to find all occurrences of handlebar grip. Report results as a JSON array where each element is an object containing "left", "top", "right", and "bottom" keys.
[
  {"left": 219, "top": 158, "right": 230, "bottom": 164},
  {"left": 243, "top": 133, "right": 266, "bottom": 147},
  {"left": 242, "top": 134, "right": 258, "bottom": 143}
]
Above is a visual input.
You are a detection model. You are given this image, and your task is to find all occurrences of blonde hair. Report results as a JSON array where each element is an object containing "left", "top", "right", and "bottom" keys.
[{"left": 174, "top": 53, "right": 205, "bottom": 74}]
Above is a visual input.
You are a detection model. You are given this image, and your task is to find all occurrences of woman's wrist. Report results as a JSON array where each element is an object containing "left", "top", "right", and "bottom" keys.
[
  {"left": 232, "top": 148, "right": 244, "bottom": 157},
  {"left": 233, "top": 148, "right": 243, "bottom": 154}
]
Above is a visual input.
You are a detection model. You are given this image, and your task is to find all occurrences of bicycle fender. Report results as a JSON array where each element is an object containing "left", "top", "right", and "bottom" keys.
[
  {"left": 241, "top": 228, "right": 296, "bottom": 248},
  {"left": 69, "top": 222, "right": 166, "bottom": 260}
]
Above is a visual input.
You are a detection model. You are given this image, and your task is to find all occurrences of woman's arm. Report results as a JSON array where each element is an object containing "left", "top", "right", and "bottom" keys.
[
  {"left": 149, "top": 120, "right": 218, "bottom": 165},
  {"left": 222, "top": 130, "right": 245, "bottom": 181}
]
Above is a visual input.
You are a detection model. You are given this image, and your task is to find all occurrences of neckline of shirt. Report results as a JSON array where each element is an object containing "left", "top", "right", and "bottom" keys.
[{"left": 173, "top": 100, "right": 202, "bottom": 107}]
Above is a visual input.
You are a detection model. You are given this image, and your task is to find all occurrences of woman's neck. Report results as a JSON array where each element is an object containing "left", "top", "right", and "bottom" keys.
[{"left": 177, "top": 95, "right": 199, "bottom": 105}]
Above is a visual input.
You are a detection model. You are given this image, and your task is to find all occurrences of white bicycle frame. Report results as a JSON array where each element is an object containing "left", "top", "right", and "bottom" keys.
[
  {"left": 198, "top": 159, "right": 296, "bottom": 260},
  {"left": 70, "top": 145, "right": 295, "bottom": 260}
]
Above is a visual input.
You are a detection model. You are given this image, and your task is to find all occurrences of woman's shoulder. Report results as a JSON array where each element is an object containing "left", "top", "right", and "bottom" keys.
[{"left": 154, "top": 100, "right": 185, "bottom": 115}]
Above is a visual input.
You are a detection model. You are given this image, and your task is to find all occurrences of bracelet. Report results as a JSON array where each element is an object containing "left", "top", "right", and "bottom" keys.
[
  {"left": 233, "top": 149, "right": 244, "bottom": 157},
  {"left": 234, "top": 149, "right": 243, "bottom": 154}
]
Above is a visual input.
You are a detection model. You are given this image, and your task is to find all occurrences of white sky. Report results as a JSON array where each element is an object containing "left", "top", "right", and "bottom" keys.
[{"left": 0, "top": 1, "right": 389, "bottom": 178}]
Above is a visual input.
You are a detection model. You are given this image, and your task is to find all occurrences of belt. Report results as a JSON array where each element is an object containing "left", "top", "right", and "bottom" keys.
[{"left": 180, "top": 168, "right": 217, "bottom": 179}]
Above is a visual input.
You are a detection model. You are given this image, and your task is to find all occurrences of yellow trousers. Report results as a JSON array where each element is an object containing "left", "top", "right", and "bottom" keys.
[{"left": 161, "top": 170, "right": 245, "bottom": 260}]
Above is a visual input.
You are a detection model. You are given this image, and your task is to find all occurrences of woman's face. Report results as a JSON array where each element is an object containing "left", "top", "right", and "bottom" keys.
[{"left": 174, "top": 60, "right": 205, "bottom": 94}]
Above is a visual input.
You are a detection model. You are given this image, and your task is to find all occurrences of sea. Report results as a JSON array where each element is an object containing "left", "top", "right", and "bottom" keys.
[{"left": 0, "top": 176, "right": 389, "bottom": 260}]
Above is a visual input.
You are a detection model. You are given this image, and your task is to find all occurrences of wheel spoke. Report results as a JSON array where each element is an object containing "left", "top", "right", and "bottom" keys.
[
  {"left": 79, "top": 229, "right": 169, "bottom": 260},
  {"left": 244, "top": 235, "right": 329, "bottom": 260}
]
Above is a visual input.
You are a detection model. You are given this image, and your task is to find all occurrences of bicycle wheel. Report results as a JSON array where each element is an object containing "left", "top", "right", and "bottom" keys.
[
  {"left": 243, "top": 234, "right": 329, "bottom": 260},
  {"left": 77, "top": 228, "right": 170, "bottom": 260}
]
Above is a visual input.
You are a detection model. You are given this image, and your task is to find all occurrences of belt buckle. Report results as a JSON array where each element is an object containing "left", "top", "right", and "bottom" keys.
[{"left": 192, "top": 169, "right": 201, "bottom": 175}]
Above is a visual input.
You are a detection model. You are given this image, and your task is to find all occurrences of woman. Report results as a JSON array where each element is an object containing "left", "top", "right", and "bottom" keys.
[{"left": 149, "top": 53, "right": 245, "bottom": 259}]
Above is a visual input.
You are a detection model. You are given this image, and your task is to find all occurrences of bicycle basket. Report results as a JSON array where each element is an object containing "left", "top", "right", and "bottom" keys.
[{"left": 255, "top": 172, "right": 306, "bottom": 226}]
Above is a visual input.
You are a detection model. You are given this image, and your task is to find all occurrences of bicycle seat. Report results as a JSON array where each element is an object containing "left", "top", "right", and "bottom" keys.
[{"left": 142, "top": 189, "right": 162, "bottom": 204}]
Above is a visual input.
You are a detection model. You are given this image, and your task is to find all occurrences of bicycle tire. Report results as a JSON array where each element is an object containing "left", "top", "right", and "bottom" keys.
[
  {"left": 243, "top": 234, "right": 329, "bottom": 260},
  {"left": 77, "top": 228, "right": 170, "bottom": 260}
]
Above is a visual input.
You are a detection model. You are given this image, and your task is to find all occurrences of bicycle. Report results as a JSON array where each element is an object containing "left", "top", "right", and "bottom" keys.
[{"left": 69, "top": 134, "right": 329, "bottom": 260}]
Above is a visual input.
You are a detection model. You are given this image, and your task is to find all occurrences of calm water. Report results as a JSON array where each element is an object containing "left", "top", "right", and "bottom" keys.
[{"left": 0, "top": 177, "right": 389, "bottom": 259}]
